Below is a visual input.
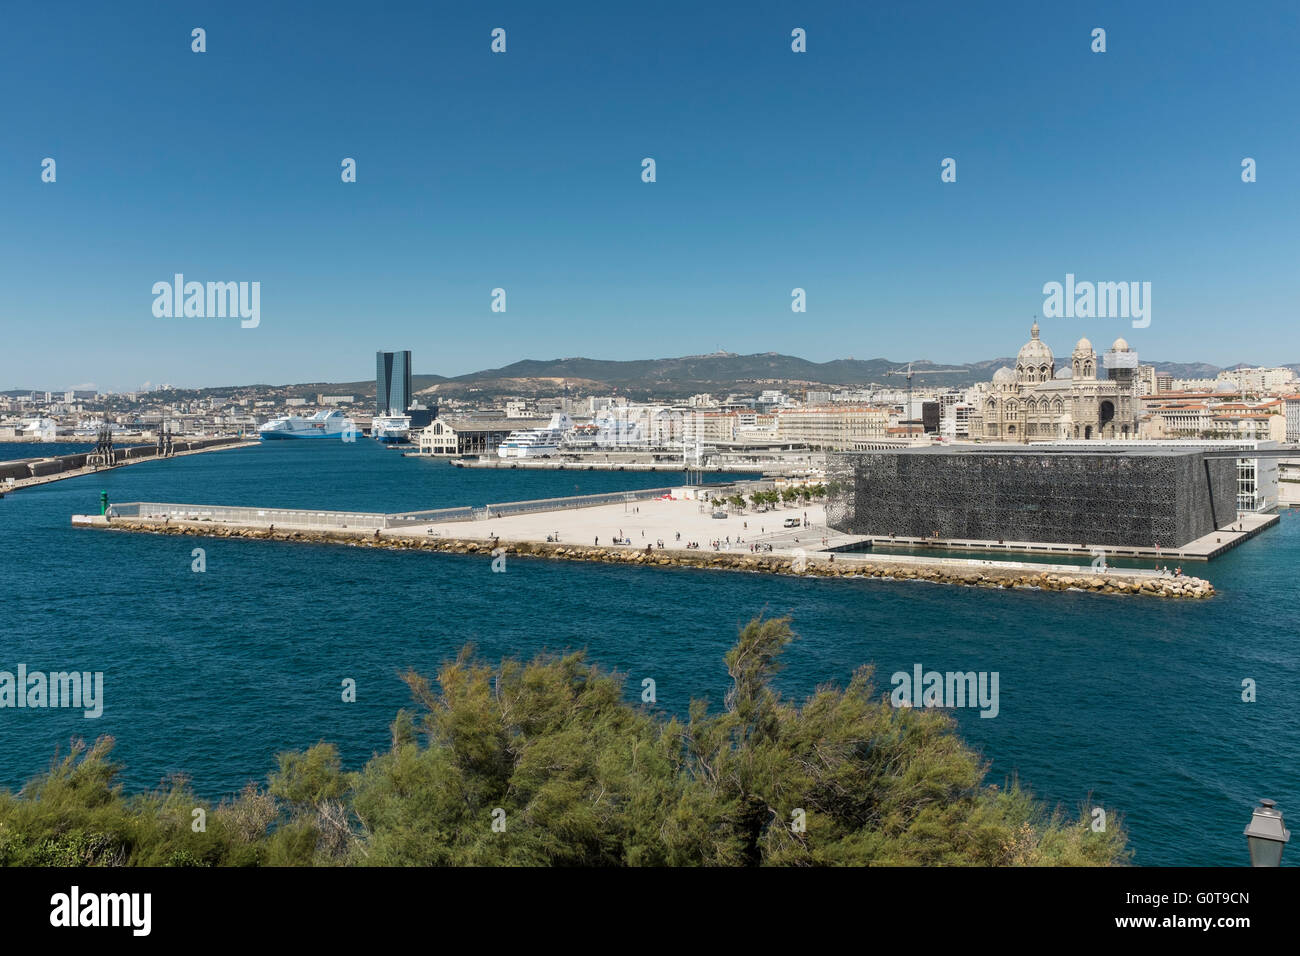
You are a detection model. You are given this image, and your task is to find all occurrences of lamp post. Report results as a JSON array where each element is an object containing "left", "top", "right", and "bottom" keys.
[{"left": 1244, "top": 799, "right": 1290, "bottom": 867}]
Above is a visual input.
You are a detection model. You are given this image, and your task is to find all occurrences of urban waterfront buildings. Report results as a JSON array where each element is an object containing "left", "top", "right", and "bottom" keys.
[{"left": 417, "top": 418, "right": 519, "bottom": 456}]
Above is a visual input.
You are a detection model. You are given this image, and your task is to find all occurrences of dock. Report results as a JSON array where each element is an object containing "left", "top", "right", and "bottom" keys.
[
  {"left": 1, "top": 438, "right": 256, "bottom": 494},
  {"left": 822, "top": 511, "right": 1279, "bottom": 562},
  {"left": 406, "top": 451, "right": 826, "bottom": 475},
  {"left": 68, "top": 489, "right": 1256, "bottom": 599}
]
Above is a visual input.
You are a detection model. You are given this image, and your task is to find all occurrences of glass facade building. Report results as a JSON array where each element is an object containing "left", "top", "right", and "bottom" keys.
[
  {"left": 376, "top": 350, "right": 412, "bottom": 414},
  {"left": 826, "top": 446, "right": 1239, "bottom": 549}
]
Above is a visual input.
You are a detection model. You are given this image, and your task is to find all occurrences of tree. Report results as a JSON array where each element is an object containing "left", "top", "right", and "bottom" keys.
[{"left": 1, "top": 618, "right": 1129, "bottom": 867}]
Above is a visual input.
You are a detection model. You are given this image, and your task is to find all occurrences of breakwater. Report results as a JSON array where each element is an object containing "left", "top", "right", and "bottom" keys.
[
  {"left": 1, "top": 437, "right": 254, "bottom": 492},
  {"left": 75, "top": 515, "right": 1215, "bottom": 598}
]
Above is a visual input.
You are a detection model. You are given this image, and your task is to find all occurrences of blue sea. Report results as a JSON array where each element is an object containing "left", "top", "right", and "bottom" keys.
[{"left": 1, "top": 439, "right": 1296, "bottom": 866}]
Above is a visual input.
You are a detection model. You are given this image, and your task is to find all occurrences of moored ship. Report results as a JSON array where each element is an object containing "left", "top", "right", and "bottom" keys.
[
  {"left": 372, "top": 413, "right": 412, "bottom": 444},
  {"left": 497, "top": 413, "right": 573, "bottom": 458},
  {"left": 258, "top": 409, "right": 356, "bottom": 440}
]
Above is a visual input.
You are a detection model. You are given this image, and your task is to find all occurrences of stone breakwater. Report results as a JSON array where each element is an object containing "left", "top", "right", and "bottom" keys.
[{"left": 85, "top": 518, "right": 1215, "bottom": 599}]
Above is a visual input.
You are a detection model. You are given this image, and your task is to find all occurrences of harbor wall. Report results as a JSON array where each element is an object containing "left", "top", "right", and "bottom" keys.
[
  {"left": 0, "top": 437, "right": 244, "bottom": 482},
  {"left": 75, "top": 516, "right": 1216, "bottom": 600}
]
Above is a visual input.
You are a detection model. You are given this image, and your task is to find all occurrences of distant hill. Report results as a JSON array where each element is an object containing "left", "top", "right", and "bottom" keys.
[
  {"left": 13, "top": 354, "right": 1300, "bottom": 401},
  {"left": 413, "top": 352, "right": 1275, "bottom": 399},
  {"left": 419, "top": 353, "right": 989, "bottom": 399}
]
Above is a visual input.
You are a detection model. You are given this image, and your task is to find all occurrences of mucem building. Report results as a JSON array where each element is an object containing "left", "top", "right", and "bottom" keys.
[{"left": 825, "top": 446, "right": 1238, "bottom": 549}]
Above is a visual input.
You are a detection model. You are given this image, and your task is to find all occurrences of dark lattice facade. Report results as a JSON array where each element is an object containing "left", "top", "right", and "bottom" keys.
[{"left": 825, "top": 447, "right": 1237, "bottom": 548}]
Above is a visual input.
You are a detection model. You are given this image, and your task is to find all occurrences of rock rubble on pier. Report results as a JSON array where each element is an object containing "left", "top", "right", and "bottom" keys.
[{"left": 92, "top": 519, "right": 1215, "bottom": 599}]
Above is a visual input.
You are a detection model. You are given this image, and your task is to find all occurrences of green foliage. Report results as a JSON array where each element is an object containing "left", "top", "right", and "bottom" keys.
[{"left": 0, "top": 618, "right": 1129, "bottom": 867}]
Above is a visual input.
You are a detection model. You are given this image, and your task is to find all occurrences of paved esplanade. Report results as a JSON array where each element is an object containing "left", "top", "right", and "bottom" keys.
[{"left": 402, "top": 498, "right": 829, "bottom": 553}]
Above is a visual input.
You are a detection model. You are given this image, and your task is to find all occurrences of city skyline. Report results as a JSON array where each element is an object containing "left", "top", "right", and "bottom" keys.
[
  {"left": 4, "top": 1, "right": 1297, "bottom": 389},
  {"left": 4, "top": 339, "right": 1294, "bottom": 396}
]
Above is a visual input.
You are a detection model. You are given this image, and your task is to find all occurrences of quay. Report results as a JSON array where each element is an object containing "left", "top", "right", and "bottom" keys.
[
  {"left": 442, "top": 458, "right": 771, "bottom": 473},
  {"left": 436, "top": 455, "right": 821, "bottom": 473},
  {"left": 70, "top": 489, "right": 1234, "bottom": 598},
  {"left": 838, "top": 511, "right": 1279, "bottom": 562},
  {"left": 2, "top": 437, "right": 256, "bottom": 494}
]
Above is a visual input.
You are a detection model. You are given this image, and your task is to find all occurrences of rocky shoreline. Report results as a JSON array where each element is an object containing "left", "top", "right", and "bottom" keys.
[{"left": 88, "top": 518, "right": 1215, "bottom": 599}]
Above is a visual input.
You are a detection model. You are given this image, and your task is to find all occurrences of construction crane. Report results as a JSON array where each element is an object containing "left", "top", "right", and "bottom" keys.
[{"left": 883, "top": 363, "right": 968, "bottom": 430}]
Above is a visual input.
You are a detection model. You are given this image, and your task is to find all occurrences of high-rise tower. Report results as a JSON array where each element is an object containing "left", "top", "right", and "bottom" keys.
[{"left": 376, "top": 350, "right": 412, "bottom": 415}]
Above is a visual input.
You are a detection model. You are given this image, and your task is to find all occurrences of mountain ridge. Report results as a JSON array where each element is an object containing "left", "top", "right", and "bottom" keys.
[{"left": 8, "top": 353, "right": 1295, "bottom": 400}]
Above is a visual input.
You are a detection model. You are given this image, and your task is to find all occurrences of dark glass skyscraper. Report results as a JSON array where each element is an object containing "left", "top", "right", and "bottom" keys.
[{"left": 376, "top": 350, "right": 412, "bottom": 414}]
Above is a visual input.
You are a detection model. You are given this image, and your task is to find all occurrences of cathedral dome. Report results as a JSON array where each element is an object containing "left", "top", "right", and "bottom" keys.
[
  {"left": 1017, "top": 321, "right": 1054, "bottom": 366},
  {"left": 1054, "top": 367, "right": 1074, "bottom": 379},
  {"left": 993, "top": 366, "right": 1016, "bottom": 385},
  {"left": 1111, "top": 337, "right": 1130, "bottom": 351},
  {"left": 1074, "top": 337, "right": 1093, "bottom": 351}
]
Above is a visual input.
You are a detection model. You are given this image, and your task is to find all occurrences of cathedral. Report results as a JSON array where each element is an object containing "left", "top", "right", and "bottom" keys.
[{"left": 980, "top": 322, "right": 1139, "bottom": 440}]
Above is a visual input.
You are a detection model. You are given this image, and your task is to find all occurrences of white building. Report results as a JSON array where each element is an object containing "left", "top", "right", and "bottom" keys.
[{"left": 1216, "top": 367, "right": 1296, "bottom": 393}]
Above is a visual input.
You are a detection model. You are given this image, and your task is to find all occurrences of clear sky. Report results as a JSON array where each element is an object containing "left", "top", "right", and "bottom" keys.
[{"left": 2, "top": 0, "right": 1297, "bottom": 391}]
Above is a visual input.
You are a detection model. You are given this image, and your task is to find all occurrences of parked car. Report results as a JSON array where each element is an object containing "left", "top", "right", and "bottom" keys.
[
  {"left": 783, "top": 517, "right": 800, "bottom": 528},
  {"left": 712, "top": 510, "right": 728, "bottom": 519}
]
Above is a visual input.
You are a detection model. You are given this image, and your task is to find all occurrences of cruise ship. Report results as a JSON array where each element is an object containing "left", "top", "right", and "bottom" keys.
[
  {"left": 497, "top": 413, "right": 574, "bottom": 458},
  {"left": 258, "top": 409, "right": 356, "bottom": 440},
  {"left": 372, "top": 413, "right": 411, "bottom": 444}
]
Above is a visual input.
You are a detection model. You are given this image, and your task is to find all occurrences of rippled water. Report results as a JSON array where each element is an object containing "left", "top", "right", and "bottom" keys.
[{"left": 1, "top": 439, "right": 1296, "bottom": 865}]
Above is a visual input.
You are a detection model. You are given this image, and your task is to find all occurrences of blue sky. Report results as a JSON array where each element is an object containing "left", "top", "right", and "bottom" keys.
[{"left": 2, "top": 0, "right": 1297, "bottom": 390}]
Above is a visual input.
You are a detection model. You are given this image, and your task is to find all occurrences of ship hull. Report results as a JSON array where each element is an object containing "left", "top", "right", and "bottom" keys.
[{"left": 259, "top": 430, "right": 349, "bottom": 440}]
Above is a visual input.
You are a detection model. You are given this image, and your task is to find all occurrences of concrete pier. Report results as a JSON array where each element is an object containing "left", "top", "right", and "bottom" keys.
[
  {"left": 1, "top": 438, "right": 255, "bottom": 494},
  {"left": 71, "top": 494, "right": 1225, "bottom": 599}
]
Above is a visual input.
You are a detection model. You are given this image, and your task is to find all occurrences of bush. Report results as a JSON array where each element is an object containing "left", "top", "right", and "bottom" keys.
[{"left": 0, "top": 618, "right": 1128, "bottom": 867}]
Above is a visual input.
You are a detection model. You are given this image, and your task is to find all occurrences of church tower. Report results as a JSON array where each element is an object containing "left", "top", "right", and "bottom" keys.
[{"left": 1071, "top": 338, "right": 1097, "bottom": 380}]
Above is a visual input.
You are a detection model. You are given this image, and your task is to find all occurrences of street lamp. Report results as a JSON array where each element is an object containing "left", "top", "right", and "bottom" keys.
[{"left": 1244, "top": 799, "right": 1290, "bottom": 867}]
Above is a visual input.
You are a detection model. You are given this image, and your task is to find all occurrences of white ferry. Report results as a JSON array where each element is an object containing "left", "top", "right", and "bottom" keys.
[
  {"left": 372, "top": 414, "right": 411, "bottom": 444},
  {"left": 259, "top": 409, "right": 356, "bottom": 440},
  {"left": 497, "top": 413, "right": 573, "bottom": 458}
]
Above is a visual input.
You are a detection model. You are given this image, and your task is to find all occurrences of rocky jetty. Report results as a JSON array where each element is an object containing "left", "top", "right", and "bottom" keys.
[{"left": 88, "top": 518, "right": 1215, "bottom": 599}]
